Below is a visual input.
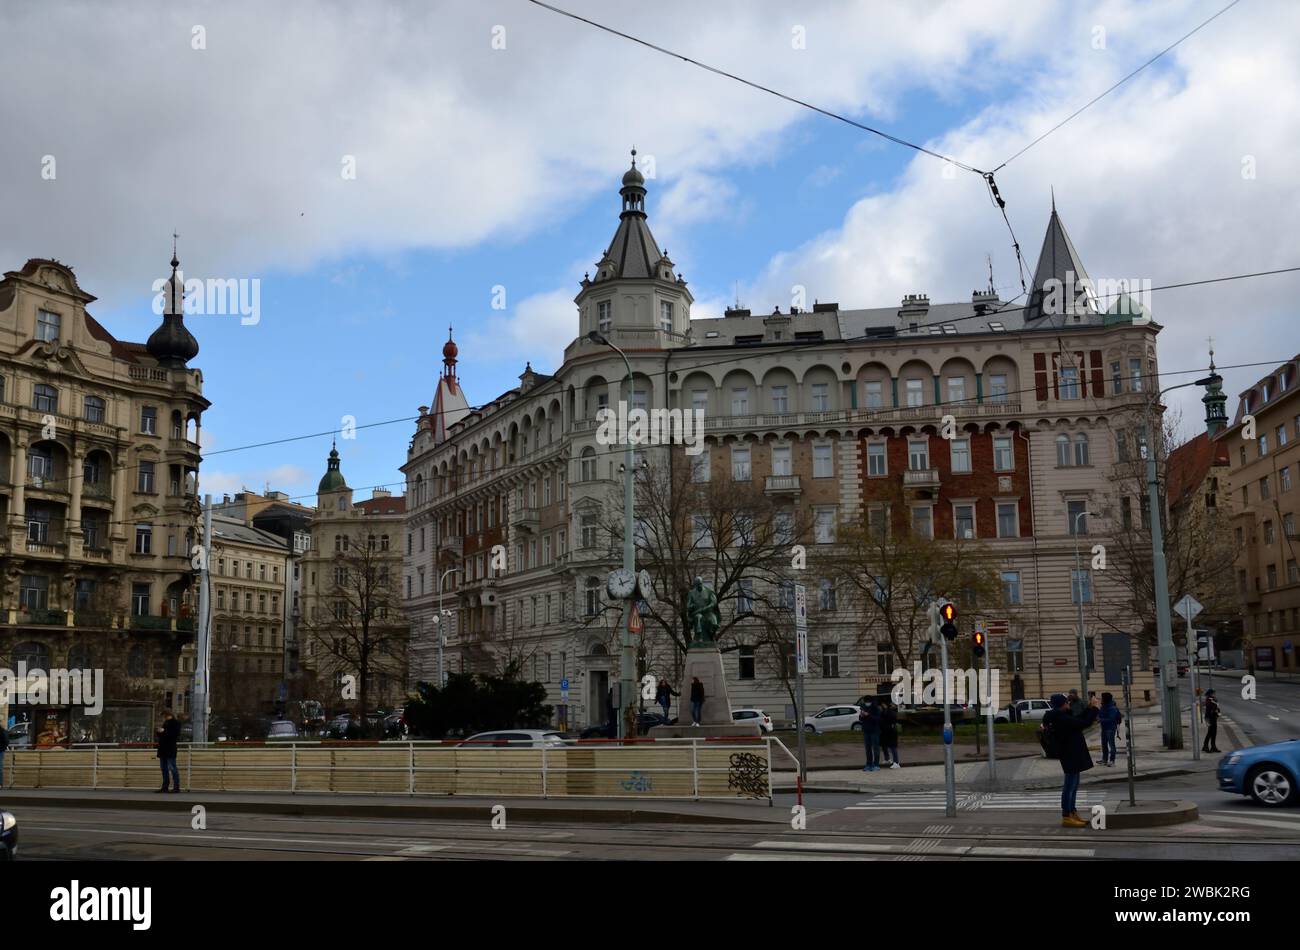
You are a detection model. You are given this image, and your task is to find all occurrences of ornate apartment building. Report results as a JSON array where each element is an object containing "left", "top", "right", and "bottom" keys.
[
  {"left": 1222, "top": 354, "right": 1300, "bottom": 672},
  {"left": 0, "top": 254, "right": 207, "bottom": 737},
  {"left": 299, "top": 446, "right": 409, "bottom": 712},
  {"left": 401, "top": 159, "right": 1163, "bottom": 729}
]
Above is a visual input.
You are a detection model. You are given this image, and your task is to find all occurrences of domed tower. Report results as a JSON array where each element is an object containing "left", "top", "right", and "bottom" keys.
[
  {"left": 575, "top": 149, "right": 693, "bottom": 345},
  {"left": 1202, "top": 346, "right": 1229, "bottom": 437},
  {"left": 317, "top": 441, "right": 352, "bottom": 511},
  {"left": 146, "top": 243, "right": 200, "bottom": 368}
]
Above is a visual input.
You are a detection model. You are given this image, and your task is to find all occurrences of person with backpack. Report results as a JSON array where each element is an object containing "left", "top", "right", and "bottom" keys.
[
  {"left": 1041, "top": 692, "right": 1100, "bottom": 827},
  {"left": 1202, "top": 689, "right": 1221, "bottom": 753},
  {"left": 858, "top": 698, "right": 882, "bottom": 772},
  {"left": 1097, "top": 692, "right": 1122, "bottom": 766},
  {"left": 879, "top": 698, "right": 900, "bottom": 769}
]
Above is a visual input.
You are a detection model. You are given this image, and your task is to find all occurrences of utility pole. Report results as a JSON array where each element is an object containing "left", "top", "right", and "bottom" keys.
[
  {"left": 193, "top": 495, "right": 213, "bottom": 744},
  {"left": 1073, "top": 508, "right": 1093, "bottom": 699},
  {"left": 940, "top": 631, "right": 956, "bottom": 818},
  {"left": 795, "top": 583, "right": 808, "bottom": 783},
  {"left": 437, "top": 566, "right": 460, "bottom": 689}
]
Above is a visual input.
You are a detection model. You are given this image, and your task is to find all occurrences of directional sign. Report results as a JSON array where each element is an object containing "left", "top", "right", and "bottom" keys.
[
  {"left": 796, "top": 627, "right": 808, "bottom": 675},
  {"left": 1174, "top": 595, "right": 1203, "bottom": 623},
  {"left": 627, "top": 602, "right": 643, "bottom": 634},
  {"left": 794, "top": 585, "right": 807, "bottom": 631}
]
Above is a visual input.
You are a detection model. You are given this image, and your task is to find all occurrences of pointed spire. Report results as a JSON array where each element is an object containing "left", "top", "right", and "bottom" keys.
[
  {"left": 148, "top": 237, "right": 200, "bottom": 368},
  {"left": 1203, "top": 338, "right": 1228, "bottom": 437},
  {"left": 441, "top": 324, "right": 459, "bottom": 381},
  {"left": 1026, "top": 196, "right": 1096, "bottom": 323}
]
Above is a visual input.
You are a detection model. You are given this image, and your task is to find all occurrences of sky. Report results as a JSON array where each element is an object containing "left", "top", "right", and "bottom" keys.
[{"left": 2, "top": 0, "right": 1296, "bottom": 505}]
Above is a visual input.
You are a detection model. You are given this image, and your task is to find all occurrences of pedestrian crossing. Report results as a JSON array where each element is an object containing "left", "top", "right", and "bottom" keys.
[
  {"left": 845, "top": 790, "right": 1105, "bottom": 812},
  {"left": 724, "top": 836, "right": 1096, "bottom": 861}
]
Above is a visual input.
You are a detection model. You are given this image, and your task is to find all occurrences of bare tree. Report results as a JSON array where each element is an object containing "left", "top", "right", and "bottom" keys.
[{"left": 300, "top": 537, "right": 407, "bottom": 724}]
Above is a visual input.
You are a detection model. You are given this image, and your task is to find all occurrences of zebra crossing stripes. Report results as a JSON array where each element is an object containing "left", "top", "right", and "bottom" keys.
[{"left": 845, "top": 790, "right": 1104, "bottom": 812}]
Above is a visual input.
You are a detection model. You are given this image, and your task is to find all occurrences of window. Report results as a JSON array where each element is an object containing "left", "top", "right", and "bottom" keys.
[
  {"left": 37, "top": 309, "right": 61, "bottom": 342},
  {"left": 954, "top": 503, "right": 975, "bottom": 539},
  {"left": 1001, "top": 570, "right": 1021, "bottom": 605},
  {"left": 32, "top": 383, "right": 57, "bottom": 413},
  {"left": 876, "top": 643, "right": 894, "bottom": 676},
  {"left": 1059, "top": 366, "right": 1079, "bottom": 400},
  {"left": 579, "top": 447, "right": 597, "bottom": 482},
  {"left": 771, "top": 445, "right": 792, "bottom": 477},
  {"left": 867, "top": 505, "right": 889, "bottom": 539},
  {"left": 1111, "top": 361, "right": 1122, "bottom": 394},
  {"left": 1074, "top": 433, "right": 1089, "bottom": 466},
  {"left": 822, "top": 643, "right": 840, "bottom": 678},
  {"left": 692, "top": 514, "right": 713, "bottom": 548},
  {"left": 584, "top": 578, "right": 600, "bottom": 617},
  {"left": 27, "top": 445, "right": 52, "bottom": 481},
  {"left": 691, "top": 389, "right": 708, "bottom": 413},
  {"left": 137, "top": 461, "right": 155, "bottom": 493},
  {"left": 597, "top": 300, "right": 612, "bottom": 332},
  {"left": 1067, "top": 500, "right": 1089, "bottom": 535},
  {"left": 950, "top": 438, "right": 971, "bottom": 473},
  {"left": 730, "top": 387, "right": 749, "bottom": 415},
  {"left": 988, "top": 374, "right": 1008, "bottom": 402},
  {"left": 813, "top": 444, "right": 833, "bottom": 478},
  {"left": 993, "top": 437, "right": 1014, "bottom": 471},
  {"left": 1056, "top": 434, "right": 1072, "bottom": 466},
  {"left": 83, "top": 395, "right": 105, "bottom": 422},
  {"left": 1071, "top": 569, "right": 1093, "bottom": 604},
  {"left": 814, "top": 508, "right": 836, "bottom": 544},
  {"left": 779, "top": 581, "right": 796, "bottom": 610},
  {"left": 811, "top": 383, "right": 829, "bottom": 411},
  {"left": 738, "top": 645, "right": 755, "bottom": 679},
  {"left": 1278, "top": 425, "right": 1289, "bottom": 448},
  {"left": 911, "top": 505, "right": 933, "bottom": 539},
  {"left": 631, "top": 389, "right": 648, "bottom": 411},
  {"left": 659, "top": 300, "right": 673, "bottom": 332},
  {"left": 1007, "top": 638, "right": 1024, "bottom": 673},
  {"left": 731, "top": 446, "right": 751, "bottom": 481},
  {"left": 19, "top": 575, "right": 49, "bottom": 610},
  {"left": 581, "top": 516, "right": 598, "bottom": 549},
  {"left": 867, "top": 443, "right": 887, "bottom": 477},
  {"left": 131, "top": 584, "right": 150, "bottom": 616},
  {"left": 996, "top": 502, "right": 1019, "bottom": 538},
  {"left": 819, "top": 579, "right": 837, "bottom": 611},
  {"left": 1282, "top": 467, "right": 1292, "bottom": 493},
  {"left": 905, "top": 379, "right": 924, "bottom": 407},
  {"left": 946, "top": 377, "right": 966, "bottom": 405},
  {"left": 1285, "top": 513, "right": 1296, "bottom": 539},
  {"left": 1260, "top": 435, "right": 1270, "bottom": 457},
  {"left": 691, "top": 448, "right": 710, "bottom": 483},
  {"left": 1267, "top": 564, "right": 1277, "bottom": 589},
  {"left": 1129, "top": 357, "right": 1144, "bottom": 391},
  {"left": 908, "top": 439, "right": 929, "bottom": 471},
  {"left": 770, "top": 385, "right": 789, "bottom": 413},
  {"left": 735, "top": 578, "right": 754, "bottom": 615},
  {"left": 1116, "top": 431, "right": 1129, "bottom": 462},
  {"left": 1260, "top": 476, "right": 1271, "bottom": 500},
  {"left": 140, "top": 406, "right": 157, "bottom": 435},
  {"left": 773, "top": 510, "right": 795, "bottom": 545},
  {"left": 864, "top": 381, "right": 883, "bottom": 408}
]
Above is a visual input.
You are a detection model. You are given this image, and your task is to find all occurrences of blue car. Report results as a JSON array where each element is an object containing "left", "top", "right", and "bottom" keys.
[{"left": 1217, "top": 740, "right": 1300, "bottom": 807}]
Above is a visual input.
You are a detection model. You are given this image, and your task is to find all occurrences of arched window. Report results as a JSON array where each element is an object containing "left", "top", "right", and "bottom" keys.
[
  {"left": 32, "top": 383, "right": 57, "bottom": 413},
  {"left": 1055, "top": 434, "right": 1071, "bottom": 467},
  {"left": 83, "top": 395, "right": 105, "bottom": 422},
  {"left": 1074, "top": 433, "right": 1090, "bottom": 466},
  {"left": 584, "top": 577, "right": 601, "bottom": 617},
  {"left": 580, "top": 447, "right": 597, "bottom": 482},
  {"left": 67, "top": 642, "right": 94, "bottom": 670},
  {"left": 12, "top": 641, "right": 50, "bottom": 671}
]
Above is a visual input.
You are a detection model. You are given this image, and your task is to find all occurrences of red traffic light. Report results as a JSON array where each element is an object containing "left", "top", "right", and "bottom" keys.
[
  {"left": 940, "top": 602, "right": 957, "bottom": 622},
  {"left": 973, "top": 630, "right": 985, "bottom": 647}
]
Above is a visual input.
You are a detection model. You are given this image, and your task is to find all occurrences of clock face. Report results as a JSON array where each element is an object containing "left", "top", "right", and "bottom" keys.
[
  {"left": 636, "top": 570, "right": 653, "bottom": 599},
  {"left": 607, "top": 568, "right": 636, "bottom": 599}
]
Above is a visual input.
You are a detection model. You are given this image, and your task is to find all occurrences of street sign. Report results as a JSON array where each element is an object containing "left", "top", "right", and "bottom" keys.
[
  {"left": 794, "top": 584, "right": 808, "bottom": 674},
  {"left": 1174, "top": 595, "right": 1203, "bottom": 623},
  {"left": 794, "top": 585, "right": 807, "bottom": 631},
  {"left": 627, "top": 602, "right": 643, "bottom": 634},
  {"left": 559, "top": 678, "right": 569, "bottom": 691}
]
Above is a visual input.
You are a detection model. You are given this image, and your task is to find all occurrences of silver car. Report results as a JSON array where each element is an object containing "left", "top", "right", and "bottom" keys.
[{"left": 460, "top": 729, "right": 568, "bottom": 749}]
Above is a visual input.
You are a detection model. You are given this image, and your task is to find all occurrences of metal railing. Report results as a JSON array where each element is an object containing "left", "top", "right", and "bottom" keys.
[{"left": 5, "top": 736, "right": 777, "bottom": 802}]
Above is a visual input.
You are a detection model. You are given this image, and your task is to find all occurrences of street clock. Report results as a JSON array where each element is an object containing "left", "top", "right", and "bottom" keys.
[{"left": 607, "top": 568, "right": 637, "bottom": 600}]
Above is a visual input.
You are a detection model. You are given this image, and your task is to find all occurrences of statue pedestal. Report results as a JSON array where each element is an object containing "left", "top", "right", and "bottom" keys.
[{"left": 649, "top": 645, "right": 760, "bottom": 739}]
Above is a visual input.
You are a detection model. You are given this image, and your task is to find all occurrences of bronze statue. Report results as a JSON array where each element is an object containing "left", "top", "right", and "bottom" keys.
[{"left": 686, "top": 576, "right": 721, "bottom": 646}]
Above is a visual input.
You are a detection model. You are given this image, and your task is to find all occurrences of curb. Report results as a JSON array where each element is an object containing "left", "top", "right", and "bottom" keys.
[
  {"left": 1104, "top": 800, "right": 1199, "bottom": 828},
  {"left": 0, "top": 792, "right": 779, "bottom": 826}
]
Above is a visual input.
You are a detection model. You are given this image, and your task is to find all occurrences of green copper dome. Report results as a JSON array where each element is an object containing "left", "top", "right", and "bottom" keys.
[{"left": 318, "top": 445, "right": 347, "bottom": 492}]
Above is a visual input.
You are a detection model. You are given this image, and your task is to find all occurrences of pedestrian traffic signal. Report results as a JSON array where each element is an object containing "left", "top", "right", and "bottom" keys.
[
  {"left": 972, "top": 629, "right": 985, "bottom": 659},
  {"left": 939, "top": 600, "right": 958, "bottom": 640}
]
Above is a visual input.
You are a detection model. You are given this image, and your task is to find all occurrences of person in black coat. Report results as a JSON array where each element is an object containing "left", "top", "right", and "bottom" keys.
[
  {"left": 156, "top": 709, "right": 182, "bottom": 793},
  {"left": 689, "top": 677, "right": 705, "bottom": 726},
  {"left": 879, "top": 699, "right": 900, "bottom": 768},
  {"left": 1042, "top": 692, "right": 1100, "bottom": 826},
  {"left": 1202, "top": 689, "right": 1221, "bottom": 753}
]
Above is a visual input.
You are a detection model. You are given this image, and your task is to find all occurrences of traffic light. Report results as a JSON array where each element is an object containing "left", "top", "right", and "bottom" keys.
[
  {"left": 926, "top": 601, "right": 943, "bottom": 644},
  {"left": 972, "top": 628, "right": 985, "bottom": 659},
  {"left": 939, "top": 600, "right": 958, "bottom": 640}
]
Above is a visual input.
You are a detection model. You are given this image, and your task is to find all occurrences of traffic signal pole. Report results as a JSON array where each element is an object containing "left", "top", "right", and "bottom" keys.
[{"left": 940, "top": 632, "right": 956, "bottom": 818}]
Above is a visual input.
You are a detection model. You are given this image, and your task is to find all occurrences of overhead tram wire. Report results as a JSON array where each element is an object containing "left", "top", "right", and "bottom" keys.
[{"left": 991, "top": 0, "right": 1246, "bottom": 172}]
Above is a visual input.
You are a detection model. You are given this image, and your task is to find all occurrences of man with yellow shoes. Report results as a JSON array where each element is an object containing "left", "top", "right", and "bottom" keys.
[{"left": 1041, "top": 692, "right": 1102, "bottom": 827}]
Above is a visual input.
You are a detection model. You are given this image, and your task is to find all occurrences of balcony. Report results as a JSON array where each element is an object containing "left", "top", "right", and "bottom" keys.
[
  {"left": 511, "top": 507, "right": 540, "bottom": 532},
  {"left": 131, "top": 614, "right": 173, "bottom": 631},
  {"left": 19, "top": 608, "right": 68, "bottom": 626},
  {"left": 82, "top": 482, "right": 113, "bottom": 501},
  {"left": 74, "top": 611, "right": 114, "bottom": 628},
  {"left": 439, "top": 535, "right": 463, "bottom": 558},
  {"left": 903, "top": 469, "right": 940, "bottom": 489},
  {"left": 764, "top": 474, "right": 802, "bottom": 496}
]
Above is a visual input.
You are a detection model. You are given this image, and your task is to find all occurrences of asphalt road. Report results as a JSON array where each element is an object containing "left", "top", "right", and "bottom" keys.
[
  {"left": 1189, "top": 669, "right": 1300, "bottom": 747},
  {"left": 11, "top": 771, "right": 1299, "bottom": 862}
]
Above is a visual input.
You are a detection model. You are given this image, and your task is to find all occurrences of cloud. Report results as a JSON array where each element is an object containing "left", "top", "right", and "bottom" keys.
[{"left": 201, "top": 465, "right": 311, "bottom": 501}]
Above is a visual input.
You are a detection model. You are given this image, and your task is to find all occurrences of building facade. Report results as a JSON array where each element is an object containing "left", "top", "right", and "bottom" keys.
[
  {"left": 0, "top": 254, "right": 207, "bottom": 739},
  {"left": 299, "top": 447, "right": 409, "bottom": 712},
  {"left": 1222, "top": 354, "right": 1300, "bottom": 672},
  {"left": 401, "top": 160, "right": 1163, "bottom": 729}
]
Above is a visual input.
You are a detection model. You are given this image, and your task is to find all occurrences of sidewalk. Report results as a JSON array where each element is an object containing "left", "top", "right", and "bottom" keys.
[{"left": 774, "top": 704, "right": 1236, "bottom": 794}]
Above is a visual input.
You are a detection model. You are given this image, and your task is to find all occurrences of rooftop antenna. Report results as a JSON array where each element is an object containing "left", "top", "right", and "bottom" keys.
[{"left": 986, "top": 253, "right": 995, "bottom": 295}]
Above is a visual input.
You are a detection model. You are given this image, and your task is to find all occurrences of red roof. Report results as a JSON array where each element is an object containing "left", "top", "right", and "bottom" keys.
[
  {"left": 1167, "top": 431, "right": 1230, "bottom": 509},
  {"left": 354, "top": 495, "right": 406, "bottom": 516}
]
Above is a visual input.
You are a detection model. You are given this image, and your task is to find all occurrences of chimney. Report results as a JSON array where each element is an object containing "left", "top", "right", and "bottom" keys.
[{"left": 372, "top": 488, "right": 392, "bottom": 499}]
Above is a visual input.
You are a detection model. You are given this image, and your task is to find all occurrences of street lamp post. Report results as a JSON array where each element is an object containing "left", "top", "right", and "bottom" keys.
[
  {"left": 588, "top": 330, "right": 636, "bottom": 740},
  {"left": 1072, "top": 508, "right": 1094, "bottom": 699},
  {"left": 1141, "top": 369, "right": 1222, "bottom": 749},
  {"left": 436, "top": 566, "right": 460, "bottom": 689}
]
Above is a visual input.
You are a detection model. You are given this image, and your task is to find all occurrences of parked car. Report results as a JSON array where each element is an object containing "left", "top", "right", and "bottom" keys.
[
  {"left": 804, "top": 704, "right": 863, "bottom": 734},
  {"left": 266, "top": 720, "right": 300, "bottom": 740},
  {"left": 1217, "top": 740, "right": 1300, "bottom": 807},
  {"left": 995, "top": 698, "right": 1053, "bottom": 723},
  {"left": 1, "top": 811, "right": 16, "bottom": 861},
  {"left": 460, "top": 729, "right": 568, "bottom": 749},
  {"left": 580, "top": 712, "right": 675, "bottom": 739},
  {"left": 5, "top": 722, "right": 32, "bottom": 750},
  {"left": 382, "top": 712, "right": 408, "bottom": 739},
  {"left": 732, "top": 709, "right": 774, "bottom": 733},
  {"left": 324, "top": 715, "right": 362, "bottom": 739}
]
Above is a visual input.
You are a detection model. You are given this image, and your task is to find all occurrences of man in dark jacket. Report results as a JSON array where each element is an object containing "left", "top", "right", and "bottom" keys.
[
  {"left": 689, "top": 677, "right": 705, "bottom": 726},
  {"left": 878, "top": 700, "right": 900, "bottom": 768},
  {"left": 156, "top": 709, "right": 181, "bottom": 793},
  {"left": 655, "top": 680, "right": 678, "bottom": 722},
  {"left": 1202, "top": 689, "right": 1221, "bottom": 753},
  {"left": 858, "top": 699, "right": 881, "bottom": 771},
  {"left": 1043, "top": 692, "right": 1100, "bottom": 826}
]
